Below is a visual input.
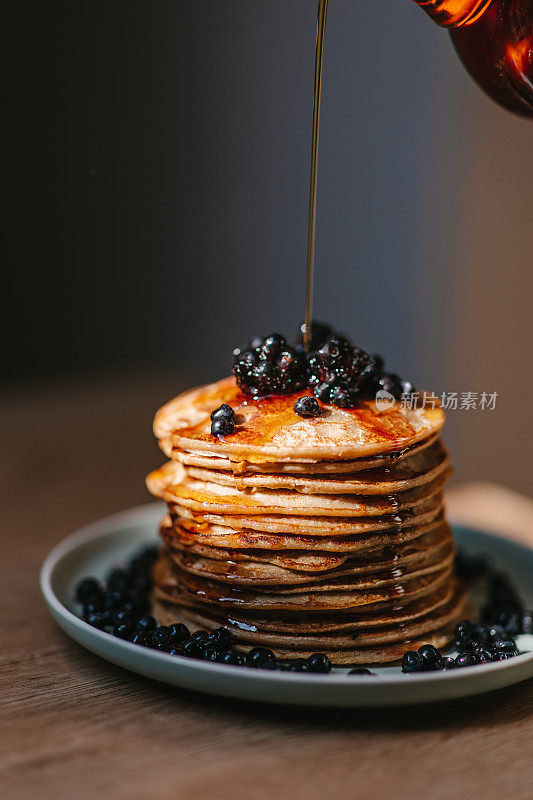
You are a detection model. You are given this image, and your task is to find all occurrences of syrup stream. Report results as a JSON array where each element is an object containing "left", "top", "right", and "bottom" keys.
[{"left": 304, "top": 0, "right": 329, "bottom": 351}]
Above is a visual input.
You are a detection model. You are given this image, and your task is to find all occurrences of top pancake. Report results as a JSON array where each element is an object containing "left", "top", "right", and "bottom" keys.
[{"left": 154, "top": 376, "right": 445, "bottom": 462}]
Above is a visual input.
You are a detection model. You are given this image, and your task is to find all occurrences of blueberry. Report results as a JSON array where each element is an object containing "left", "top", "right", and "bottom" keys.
[
  {"left": 306, "top": 653, "right": 332, "bottom": 674},
  {"left": 206, "top": 627, "right": 231, "bottom": 649},
  {"left": 167, "top": 623, "right": 190, "bottom": 644},
  {"left": 471, "top": 623, "right": 490, "bottom": 646},
  {"left": 522, "top": 611, "right": 533, "bottom": 634},
  {"left": 401, "top": 650, "right": 424, "bottom": 673},
  {"left": 75, "top": 578, "right": 100, "bottom": 604},
  {"left": 167, "top": 647, "right": 183, "bottom": 656},
  {"left": 211, "top": 416, "right": 235, "bottom": 437},
  {"left": 218, "top": 650, "right": 246, "bottom": 666},
  {"left": 107, "top": 568, "right": 129, "bottom": 592},
  {"left": 492, "top": 650, "right": 515, "bottom": 661},
  {"left": 129, "top": 631, "right": 148, "bottom": 646},
  {"left": 418, "top": 644, "right": 443, "bottom": 671},
  {"left": 455, "top": 652, "right": 478, "bottom": 668},
  {"left": 182, "top": 640, "right": 203, "bottom": 659},
  {"left": 202, "top": 646, "right": 220, "bottom": 662},
  {"left": 190, "top": 630, "right": 209, "bottom": 644},
  {"left": 102, "top": 590, "right": 125, "bottom": 611},
  {"left": 246, "top": 647, "right": 276, "bottom": 669},
  {"left": 473, "top": 646, "right": 494, "bottom": 664},
  {"left": 293, "top": 396, "right": 321, "bottom": 418},
  {"left": 210, "top": 403, "right": 235, "bottom": 422},
  {"left": 83, "top": 599, "right": 104, "bottom": 616},
  {"left": 113, "top": 609, "right": 134, "bottom": 627},
  {"left": 348, "top": 668, "right": 376, "bottom": 676},
  {"left": 441, "top": 657, "right": 456, "bottom": 670},
  {"left": 113, "top": 624, "right": 134, "bottom": 640},
  {"left": 130, "top": 574, "right": 151, "bottom": 593},
  {"left": 453, "top": 620, "right": 473, "bottom": 652},
  {"left": 287, "top": 659, "right": 308, "bottom": 672},
  {"left": 137, "top": 615, "right": 157, "bottom": 632},
  {"left": 85, "top": 612, "right": 107, "bottom": 629},
  {"left": 151, "top": 626, "right": 171, "bottom": 649}
]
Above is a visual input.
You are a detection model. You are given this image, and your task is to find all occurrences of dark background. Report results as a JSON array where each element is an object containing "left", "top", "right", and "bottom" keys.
[{"left": 4, "top": 1, "right": 533, "bottom": 493}]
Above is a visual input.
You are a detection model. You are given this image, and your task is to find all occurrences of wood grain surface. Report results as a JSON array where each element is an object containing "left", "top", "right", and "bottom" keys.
[{"left": 1, "top": 377, "right": 532, "bottom": 800}]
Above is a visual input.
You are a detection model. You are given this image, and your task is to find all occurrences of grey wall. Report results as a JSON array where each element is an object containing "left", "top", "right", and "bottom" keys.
[{"left": 7, "top": 0, "right": 461, "bottom": 386}]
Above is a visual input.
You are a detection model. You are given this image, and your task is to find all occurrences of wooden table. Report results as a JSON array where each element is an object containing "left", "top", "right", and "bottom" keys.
[{"left": 2, "top": 378, "right": 532, "bottom": 800}]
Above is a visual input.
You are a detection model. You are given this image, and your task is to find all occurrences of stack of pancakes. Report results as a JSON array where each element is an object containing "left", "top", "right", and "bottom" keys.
[{"left": 147, "top": 376, "right": 467, "bottom": 664}]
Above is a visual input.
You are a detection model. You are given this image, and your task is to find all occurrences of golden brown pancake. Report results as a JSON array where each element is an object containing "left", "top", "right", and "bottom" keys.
[
  {"left": 182, "top": 440, "right": 450, "bottom": 495},
  {"left": 154, "top": 376, "right": 445, "bottom": 462},
  {"left": 171, "top": 433, "right": 441, "bottom": 475}
]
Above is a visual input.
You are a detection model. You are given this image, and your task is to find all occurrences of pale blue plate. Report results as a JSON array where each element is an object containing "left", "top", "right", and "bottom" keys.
[{"left": 40, "top": 502, "right": 533, "bottom": 707}]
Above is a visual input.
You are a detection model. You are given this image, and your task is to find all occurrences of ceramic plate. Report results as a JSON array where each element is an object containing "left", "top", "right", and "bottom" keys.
[{"left": 40, "top": 503, "right": 533, "bottom": 707}]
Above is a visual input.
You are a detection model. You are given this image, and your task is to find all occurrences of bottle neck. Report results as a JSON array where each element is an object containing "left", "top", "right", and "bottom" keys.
[{"left": 414, "top": 0, "right": 494, "bottom": 27}]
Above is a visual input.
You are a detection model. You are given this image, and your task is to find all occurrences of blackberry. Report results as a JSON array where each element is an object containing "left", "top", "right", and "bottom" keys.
[
  {"left": 295, "top": 320, "right": 336, "bottom": 351},
  {"left": 211, "top": 416, "right": 235, "bottom": 437},
  {"left": 232, "top": 334, "right": 306, "bottom": 397},
  {"left": 210, "top": 403, "right": 235, "bottom": 422},
  {"left": 307, "top": 335, "right": 372, "bottom": 407},
  {"left": 293, "top": 396, "right": 321, "bottom": 418}
]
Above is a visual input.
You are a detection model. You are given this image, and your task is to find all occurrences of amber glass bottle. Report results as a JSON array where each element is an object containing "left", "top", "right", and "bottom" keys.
[{"left": 414, "top": 0, "right": 533, "bottom": 116}]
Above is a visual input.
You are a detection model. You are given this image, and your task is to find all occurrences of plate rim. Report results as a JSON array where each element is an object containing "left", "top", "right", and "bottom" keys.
[{"left": 40, "top": 501, "right": 533, "bottom": 695}]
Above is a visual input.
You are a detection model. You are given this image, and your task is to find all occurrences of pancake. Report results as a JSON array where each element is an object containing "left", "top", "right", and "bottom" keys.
[
  {"left": 170, "top": 433, "right": 441, "bottom": 475},
  {"left": 153, "top": 552, "right": 453, "bottom": 612},
  {"left": 170, "top": 582, "right": 458, "bottom": 634},
  {"left": 154, "top": 376, "right": 445, "bottom": 462},
  {"left": 166, "top": 511, "right": 447, "bottom": 552},
  {"left": 182, "top": 440, "right": 450, "bottom": 495},
  {"left": 170, "top": 493, "right": 444, "bottom": 535},
  {"left": 167, "top": 526, "right": 455, "bottom": 587},
  {"left": 147, "top": 461, "right": 450, "bottom": 517}
]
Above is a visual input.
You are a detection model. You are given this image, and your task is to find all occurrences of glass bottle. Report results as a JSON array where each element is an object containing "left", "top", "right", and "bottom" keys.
[{"left": 414, "top": 0, "right": 533, "bottom": 116}]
